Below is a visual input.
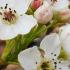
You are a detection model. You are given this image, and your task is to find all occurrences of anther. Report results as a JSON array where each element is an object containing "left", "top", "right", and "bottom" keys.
[
  {"left": 9, "top": 8, "right": 11, "bottom": 10},
  {"left": 51, "top": 53, "right": 53, "bottom": 55},
  {"left": 10, "top": 11, "right": 12, "bottom": 13},
  {"left": 54, "top": 54, "right": 56, "bottom": 56},
  {"left": 14, "top": 10, "right": 16, "bottom": 13},
  {"left": 6, "top": 4, "right": 8, "bottom": 6},
  {"left": 0, "top": 12, "right": 2, "bottom": 15},
  {"left": 59, "top": 68, "right": 61, "bottom": 70},
  {"left": 5, "top": 6, "right": 7, "bottom": 9},
  {"left": 0, "top": 7, "right": 3, "bottom": 9}
]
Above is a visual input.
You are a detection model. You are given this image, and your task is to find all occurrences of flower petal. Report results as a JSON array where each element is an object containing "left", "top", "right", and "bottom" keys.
[
  {"left": 0, "top": 0, "right": 14, "bottom": 8},
  {"left": 15, "top": 14, "right": 37, "bottom": 35},
  {"left": 13, "top": 0, "right": 33, "bottom": 14},
  {"left": 0, "top": 23, "right": 18, "bottom": 40},
  {"left": 55, "top": 60, "right": 70, "bottom": 70},
  {"left": 0, "top": 14, "right": 37, "bottom": 40},
  {"left": 18, "top": 46, "right": 41, "bottom": 70},
  {"left": 45, "top": 0, "right": 52, "bottom": 5},
  {"left": 59, "top": 24, "right": 70, "bottom": 59},
  {"left": 0, "top": 0, "right": 33, "bottom": 14},
  {"left": 53, "top": 0, "right": 69, "bottom": 11},
  {"left": 62, "top": 38, "right": 70, "bottom": 59},
  {"left": 40, "top": 33, "right": 61, "bottom": 59},
  {"left": 59, "top": 24, "right": 70, "bottom": 42}
]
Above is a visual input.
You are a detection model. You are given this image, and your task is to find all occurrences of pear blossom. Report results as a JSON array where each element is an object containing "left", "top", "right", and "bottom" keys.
[
  {"left": 0, "top": 0, "right": 37, "bottom": 40},
  {"left": 59, "top": 24, "right": 70, "bottom": 59},
  {"left": 18, "top": 33, "right": 70, "bottom": 70},
  {"left": 53, "top": 0, "right": 70, "bottom": 21},
  {"left": 31, "top": 0, "right": 42, "bottom": 10},
  {"left": 34, "top": 1, "right": 53, "bottom": 24}
]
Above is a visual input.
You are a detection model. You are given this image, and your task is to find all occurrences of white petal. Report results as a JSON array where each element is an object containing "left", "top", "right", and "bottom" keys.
[
  {"left": 59, "top": 24, "right": 70, "bottom": 59},
  {"left": 59, "top": 24, "right": 70, "bottom": 42},
  {"left": 53, "top": 0, "right": 69, "bottom": 11},
  {"left": 40, "top": 33, "right": 61, "bottom": 59},
  {"left": 18, "top": 46, "right": 41, "bottom": 70},
  {"left": 15, "top": 14, "right": 37, "bottom": 35},
  {"left": 45, "top": 0, "right": 52, "bottom": 5},
  {"left": 0, "top": 14, "right": 37, "bottom": 40},
  {"left": 61, "top": 36, "right": 70, "bottom": 58},
  {"left": 0, "top": 23, "right": 18, "bottom": 40},
  {"left": 56, "top": 60, "right": 70, "bottom": 70},
  {"left": 13, "top": 0, "right": 33, "bottom": 14},
  {"left": 0, "top": 0, "right": 33, "bottom": 14},
  {"left": 0, "top": 0, "right": 14, "bottom": 8}
]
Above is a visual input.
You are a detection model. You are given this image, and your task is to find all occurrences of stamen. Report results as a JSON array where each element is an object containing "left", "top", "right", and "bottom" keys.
[
  {"left": 3, "top": 11, "right": 16, "bottom": 23},
  {"left": 0, "top": 7, "right": 3, "bottom": 9},
  {"left": 14, "top": 10, "right": 16, "bottom": 13},
  {"left": 6, "top": 4, "right": 8, "bottom": 6},
  {"left": 0, "top": 12, "right": 2, "bottom": 15},
  {"left": 9, "top": 8, "right": 11, "bottom": 10},
  {"left": 4, "top": 6, "right": 7, "bottom": 9},
  {"left": 54, "top": 62, "right": 57, "bottom": 65},
  {"left": 52, "top": 59, "right": 54, "bottom": 61},
  {"left": 36, "top": 62, "right": 37, "bottom": 64},
  {"left": 0, "top": 4, "right": 17, "bottom": 25},
  {"left": 55, "top": 65, "right": 57, "bottom": 69},
  {"left": 51, "top": 53, "right": 53, "bottom": 55},
  {"left": 59, "top": 68, "right": 61, "bottom": 70},
  {"left": 59, "top": 61, "right": 61, "bottom": 63},
  {"left": 9, "top": 11, "right": 12, "bottom": 13},
  {"left": 5, "top": 4, "right": 8, "bottom": 9},
  {"left": 54, "top": 54, "right": 56, "bottom": 56}
]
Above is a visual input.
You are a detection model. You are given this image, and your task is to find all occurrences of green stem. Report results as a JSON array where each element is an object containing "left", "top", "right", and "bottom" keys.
[{"left": 1, "top": 24, "right": 47, "bottom": 63}]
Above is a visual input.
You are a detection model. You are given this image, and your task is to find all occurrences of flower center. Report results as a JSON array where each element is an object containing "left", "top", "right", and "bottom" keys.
[
  {"left": 37, "top": 58, "right": 54, "bottom": 70},
  {"left": 0, "top": 4, "right": 18, "bottom": 25},
  {"left": 41, "top": 62, "right": 50, "bottom": 70}
]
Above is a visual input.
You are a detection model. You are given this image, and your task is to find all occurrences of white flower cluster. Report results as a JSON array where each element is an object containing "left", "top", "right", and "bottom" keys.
[{"left": 18, "top": 0, "right": 70, "bottom": 70}]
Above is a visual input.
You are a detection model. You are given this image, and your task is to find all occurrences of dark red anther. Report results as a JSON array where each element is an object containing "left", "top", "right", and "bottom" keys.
[{"left": 3, "top": 11, "right": 15, "bottom": 21}]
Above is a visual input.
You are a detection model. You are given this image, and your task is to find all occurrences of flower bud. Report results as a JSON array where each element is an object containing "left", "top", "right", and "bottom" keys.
[
  {"left": 59, "top": 9, "right": 70, "bottom": 22},
  {"left": 34, "top": 1, "right": 53, "bottom": 24},
  {"left": 53, "top": 0, "right": 70, "bottom": 22},
  {"left": 31, "top": 0, "right": 42, "bottom": 10}
]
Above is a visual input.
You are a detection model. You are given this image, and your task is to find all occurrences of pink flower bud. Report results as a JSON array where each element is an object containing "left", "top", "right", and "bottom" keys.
[
  {"left": 53, "top": 0, "right": 70, "bottom": 21},
  {"left": 34, "top": 1, "right": 53, "bottom": 24},
  {"left": 59, "top": 9, "right": 70, "bottom": 21},
  {"left": 31, "top": 0, "right": 42, "bottom": 10}
]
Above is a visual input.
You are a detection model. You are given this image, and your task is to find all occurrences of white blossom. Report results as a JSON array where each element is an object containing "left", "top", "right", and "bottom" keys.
[{"left": 0, "top": 0, "right": 37, "bottom": 40}]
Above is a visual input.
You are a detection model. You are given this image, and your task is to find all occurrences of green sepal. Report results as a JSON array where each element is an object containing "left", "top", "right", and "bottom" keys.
[
  {"left": 26, "top": 7, "right": 34, "bottom": 15},
  {"left": 58, "top": 47, "right": 68, "bottom": 60},
  {"left": 51, "top": 11, "right": 65, "bottom": 28}
]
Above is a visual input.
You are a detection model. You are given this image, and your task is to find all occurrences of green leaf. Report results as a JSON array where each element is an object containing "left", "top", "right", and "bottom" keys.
[
  {"left": 1, "top": 24, "right": 47, "bottom": 63},
  {"left": 26, "top": 7, "right": 34, "bottom": 15},
  {"left": 58, "top": 47, "right": 68, "bottom": 60},
  {"left": 1, "top": 36, "right": 22, "bottom": 62}
]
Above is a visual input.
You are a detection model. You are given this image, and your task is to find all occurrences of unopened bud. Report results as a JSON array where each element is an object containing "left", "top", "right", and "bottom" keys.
[
  {"left": 31, "top": 0, "right": 42, "bottom": 10},
  {"left": 34, "top": 1, "right": 53, "bottom": 24},
  {"left": 53, "top": 0, "right": 70, "bottom": 22}
]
